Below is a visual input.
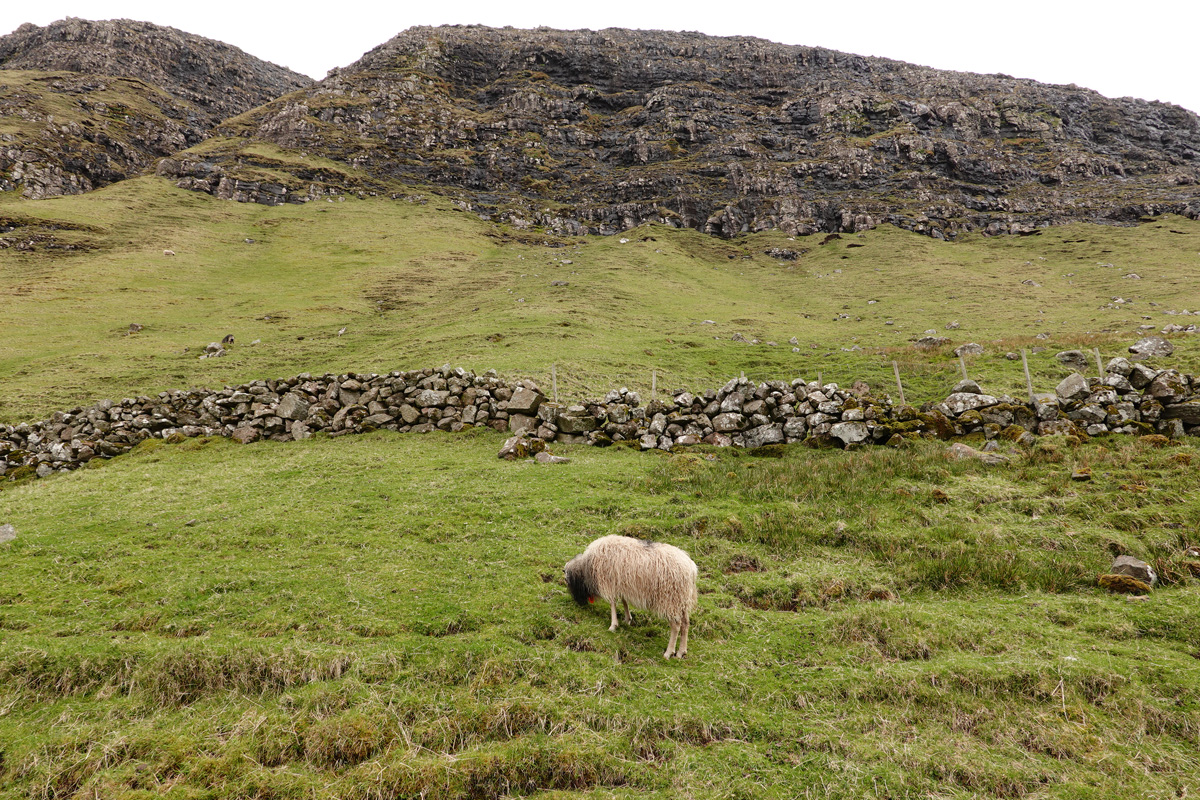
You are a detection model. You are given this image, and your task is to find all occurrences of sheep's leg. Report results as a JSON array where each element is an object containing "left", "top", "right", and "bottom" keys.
[
  {"left": 665, "top": 620, "right": 680, "bottom": 659},
  {"left": 609, "top": 599, "right": 619, "bottom": 632},
  {"left": 676, "top": 612, "right": 690, "bottom": 659},
  {"left": 622, "top": 599, "right": 632, "bottom": 625}
]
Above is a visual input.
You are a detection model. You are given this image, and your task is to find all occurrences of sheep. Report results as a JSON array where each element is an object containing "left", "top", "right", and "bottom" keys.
[
  {"left": 564, "top": 534, "right": 698, "bottom": 659},
  {"left": 163, "top": 249, "right": 175, "bottom": 256}
]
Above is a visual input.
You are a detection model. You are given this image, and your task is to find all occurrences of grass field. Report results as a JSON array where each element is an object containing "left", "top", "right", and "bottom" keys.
[
  {"left": 3, "top": 180, "right": 1200, "bottom": 798},
  {"left": 1, "top": 178, "right": 1198, "bottom": 424},
  {"left": 1, "top": 430, "right": 1198, "bottom": 798}
]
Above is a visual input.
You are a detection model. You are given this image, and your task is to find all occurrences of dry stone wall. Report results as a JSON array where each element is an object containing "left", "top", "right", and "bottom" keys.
[{"left": 3, "top": 361, "right": 1198, "bottom": 482}]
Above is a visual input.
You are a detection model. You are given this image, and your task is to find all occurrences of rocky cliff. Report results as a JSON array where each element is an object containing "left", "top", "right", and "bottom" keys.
[
  {"left": 0, "top": 18, "right": 311, "bottom": 198},
  {"left": 163, "top": 25, "right": 1200, "bottom": 237}
]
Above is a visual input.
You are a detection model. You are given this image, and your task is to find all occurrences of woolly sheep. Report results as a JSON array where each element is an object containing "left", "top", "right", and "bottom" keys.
[{"left": 564, "top": 534, "right": 698, "bottom": 659}]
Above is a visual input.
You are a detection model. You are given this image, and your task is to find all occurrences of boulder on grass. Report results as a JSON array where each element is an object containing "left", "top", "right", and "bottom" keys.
[
  {"left": 947, "top": 442, "right": 1009, "bottom": 465},
  {"left": 1110, "top": 555, "right": 1158, "bottom": 586},
  {"left": 1055, "top": 350, "right": 1089, "bottom": 373},
  {"left": 498, "top": 435, "right": 545, "bottom": 460},
  {"left": 1129, "top": 337, "right": 1173, "bottom": 358}
]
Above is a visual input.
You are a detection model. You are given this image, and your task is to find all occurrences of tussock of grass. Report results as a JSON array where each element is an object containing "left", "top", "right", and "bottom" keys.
[
  {"left": 0, "top": 646, "right": 137, "bottom": 700},
  {"left": 0, "top": 644, "right": 354, "bottom": 706},
  {"left": 138, "top": 646, "right": 355, "bottom": 706}
]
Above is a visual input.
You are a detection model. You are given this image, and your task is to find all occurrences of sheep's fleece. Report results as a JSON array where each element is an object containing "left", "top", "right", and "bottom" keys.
[{"left": 565, "top": 535, "right": 698, "bottom": 659}]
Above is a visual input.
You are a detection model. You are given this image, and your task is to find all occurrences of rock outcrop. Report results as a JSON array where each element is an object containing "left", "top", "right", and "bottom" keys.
[
  {"left": 0, "top": 18, "right": 311, "bottom": 125},
  {"left": 164, "top": 25, "right": 1200, "bottom": 235},
  {"left": 0, "top": 18, "right": 311, "bottom": 198},
  {"left": 0, "top": 70, "right": 201, "bottom": 198}
]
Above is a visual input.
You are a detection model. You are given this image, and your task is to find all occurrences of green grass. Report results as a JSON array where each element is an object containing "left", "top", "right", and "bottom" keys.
[
  {"left": 1, "top": 177, "right": 1198, "bottom": 424},
  {"left": 1, "top": 431, "right": 1198, "bottom": 798},
  {"left": 4, "top": 181, "right": 1200, "bottom": 797}
]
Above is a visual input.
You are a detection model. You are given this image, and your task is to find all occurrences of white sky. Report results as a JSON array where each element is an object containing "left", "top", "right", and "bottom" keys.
[{"left": 2, "top": 1, "right": 1198, "bottom": 114}]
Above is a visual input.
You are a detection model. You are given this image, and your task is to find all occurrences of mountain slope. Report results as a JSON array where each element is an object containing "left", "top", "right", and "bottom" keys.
[
  {"left": 0, "top": 18, "right": 311, "bottom": 125},
  {"left": 163, "top": 25, "right": 1200, "bottom": 237},
  {"left": 0, "top": 69, "right": 208, "bottom": 197},
  {"left": 0, "top": 18, "right": 312, "bottom": 198}
]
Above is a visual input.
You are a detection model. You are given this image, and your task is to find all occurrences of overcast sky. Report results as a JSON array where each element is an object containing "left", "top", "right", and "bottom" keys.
[{"left": 2, "top": 1, "right": 1198, "bottom": 114}]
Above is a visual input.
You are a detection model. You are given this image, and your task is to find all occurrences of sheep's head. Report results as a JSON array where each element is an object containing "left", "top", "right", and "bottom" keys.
[{"left": 564, "top": 554, "right": 594, "bottom": 606}]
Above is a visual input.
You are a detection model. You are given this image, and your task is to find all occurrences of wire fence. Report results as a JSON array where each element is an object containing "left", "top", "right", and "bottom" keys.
[{"left": 524, "top": 346, "right": 1122, "bottom": 409}]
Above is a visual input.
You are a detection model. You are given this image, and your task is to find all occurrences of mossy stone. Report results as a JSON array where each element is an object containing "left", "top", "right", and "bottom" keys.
[
  {"left": 918, "top": 411, "right": 957, "bottom": 440},
  {"left": 1098, "top": 573, "right": 1151, "bottom": 594},
  {"left": 999, "top": 425, "right": 1028, "bottom": 442},
  {"left": 958, "top": 409, "right": 984, "bottom": 428},
  {"left": 6, "top": 464, "right": 36, "bottom": 481}
]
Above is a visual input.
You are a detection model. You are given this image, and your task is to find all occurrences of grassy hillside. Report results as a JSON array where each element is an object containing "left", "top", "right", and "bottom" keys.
[
  {"left": 2, "top": 180, "right": 1200, "bottom": 798},
  {"left": 1, "top": 431, "right": 1198, "bottom": 798},
  {"left": 1, "top": 177, "right": 1198, "bottom": 424}
]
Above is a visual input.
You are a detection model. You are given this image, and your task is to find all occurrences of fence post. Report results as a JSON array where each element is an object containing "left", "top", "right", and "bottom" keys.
[
  {"left": 1021, "top": 349, "right": 1036, "bottom": 406},
  {"left": 651, "top": 369, "right": 656, "bottom": 400},
  {"left": 1093, "top": 347, "right": 1104, "bottom": 378},
  {"left": 552, "top": 364, "right": 558, "bottom": 404},
  {"left": 892, "top": 361, "right": 906, "bottom": 406},
  {"left": 817, "top": 370, "right": 823, "bottom": 388},
  {"left": 958, "top": 354, "right": 968, "bottom": 381}
]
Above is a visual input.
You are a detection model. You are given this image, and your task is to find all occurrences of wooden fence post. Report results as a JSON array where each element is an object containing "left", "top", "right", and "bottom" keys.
[
  {"left": 1021, "top": 349, "right": 1036, "bottom": 406},
  {"left": 552, "top": 364, "right": 558, "bottom": 404},
  {"left": 892, "top": 361, "right": 906, "bottom": 406}
]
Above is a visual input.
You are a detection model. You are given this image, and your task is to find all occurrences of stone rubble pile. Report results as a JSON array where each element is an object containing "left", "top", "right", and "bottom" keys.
[{"left": 3, "top": 360, "right": 1198, "bottom": 481}]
